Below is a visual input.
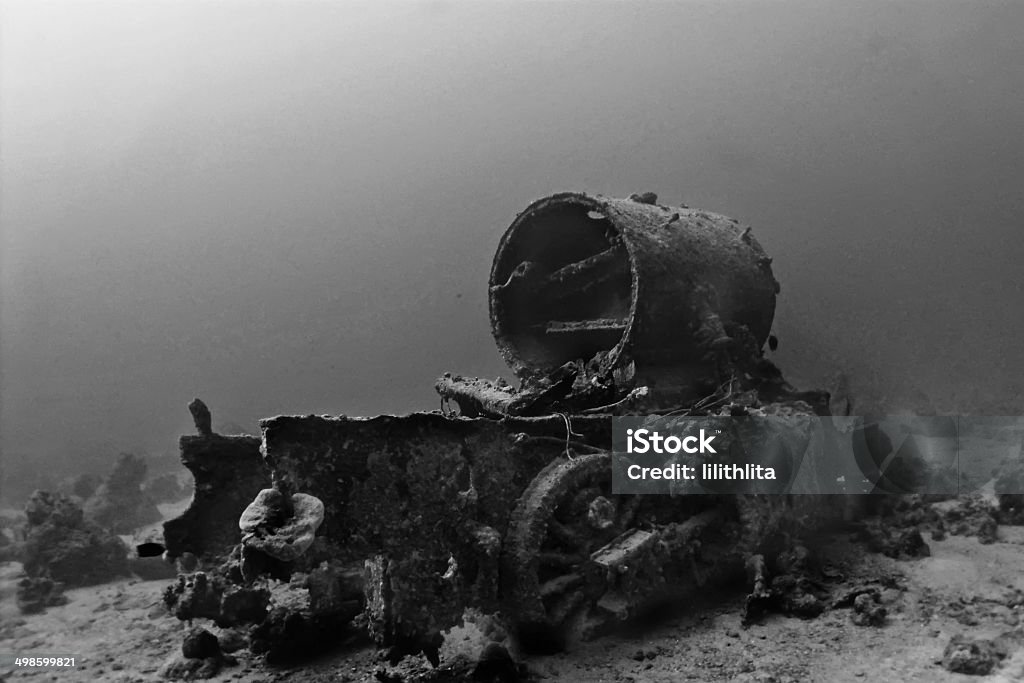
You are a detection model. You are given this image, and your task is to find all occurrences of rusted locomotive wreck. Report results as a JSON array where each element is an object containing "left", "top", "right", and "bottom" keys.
[{"left": 163, "top": 192, "right": 837, "bottom": 665}]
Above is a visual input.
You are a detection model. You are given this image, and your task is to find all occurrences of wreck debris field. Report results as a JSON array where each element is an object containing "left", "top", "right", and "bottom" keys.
[{"left": 2, "top": 2, "right": 1024, "bottom": 682}]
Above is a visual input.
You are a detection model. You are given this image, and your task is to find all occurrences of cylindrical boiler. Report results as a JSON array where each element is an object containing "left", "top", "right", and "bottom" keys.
[{"left": 489, "top": 192, "right": 779, "bottom": 395}]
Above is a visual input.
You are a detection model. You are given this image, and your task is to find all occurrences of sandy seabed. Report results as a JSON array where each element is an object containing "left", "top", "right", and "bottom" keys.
[{"left": 3, "top": 518, "right": 1024, "bottom": 682}]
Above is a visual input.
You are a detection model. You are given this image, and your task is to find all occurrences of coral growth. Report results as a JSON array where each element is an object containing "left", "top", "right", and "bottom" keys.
[
  {"left": 84, "top": 453, "right": 162, "bottom": 533},
  {"left": 21, "top": 490, "right": 129, "bottom": 587}
]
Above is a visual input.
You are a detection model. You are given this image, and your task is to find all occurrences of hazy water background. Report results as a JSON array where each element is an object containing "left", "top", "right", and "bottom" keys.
[{"left": 2, "top": 1, "right": 1022, "bottom": 492}]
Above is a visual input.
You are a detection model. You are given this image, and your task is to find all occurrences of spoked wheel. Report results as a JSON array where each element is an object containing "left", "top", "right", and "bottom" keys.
[{"left": 502, "top": 452, "right": 645, "bottom": 652}]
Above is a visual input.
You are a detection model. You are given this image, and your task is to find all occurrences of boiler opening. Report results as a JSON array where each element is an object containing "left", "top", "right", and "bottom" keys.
[{"left": 490, "top": 200, "right": 635, "bottom": 375}]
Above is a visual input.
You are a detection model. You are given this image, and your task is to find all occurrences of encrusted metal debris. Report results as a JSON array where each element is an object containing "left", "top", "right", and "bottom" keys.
[
  {"left": 489, "top": 192, "right": 780, "bottom": 404},
  {"left": 163, "top": 402, "right": 269, "bottom": 561},
  {"left": 162, "top": 192, "right": 839, "bottom": 666}
]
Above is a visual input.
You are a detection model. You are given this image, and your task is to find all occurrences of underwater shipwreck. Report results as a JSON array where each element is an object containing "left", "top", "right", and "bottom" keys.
[{"left": 161, "top": 191, "right": 850, "bottom": 669}]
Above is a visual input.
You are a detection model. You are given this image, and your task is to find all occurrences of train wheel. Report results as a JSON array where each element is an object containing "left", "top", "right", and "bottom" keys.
[{"left": 502, "top": 452, "right": 643, "bottom": 652}]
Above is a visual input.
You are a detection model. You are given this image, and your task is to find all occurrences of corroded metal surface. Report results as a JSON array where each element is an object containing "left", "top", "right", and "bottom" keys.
[
  {"left": 160, "top": 191, "right": 842, "bottom": 663},
  {"left": 254, "top": 394, "right": 827, "bottom": 654},
  {"left": 259, "top": 411, "right": 612, "bottom": 655},
  {"left": 163, "top": 433, "right": 268, "bottom": 560},
  {"left": 490, "top": 192, "right": 779, "bottom": 401}
]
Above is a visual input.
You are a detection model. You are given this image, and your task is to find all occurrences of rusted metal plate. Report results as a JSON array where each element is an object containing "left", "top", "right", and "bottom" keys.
[{"left": 259, "top": 411, "right": 611, "bottom": 651}]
